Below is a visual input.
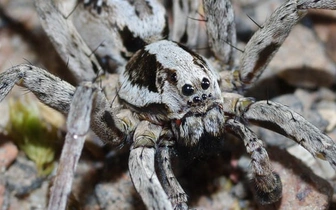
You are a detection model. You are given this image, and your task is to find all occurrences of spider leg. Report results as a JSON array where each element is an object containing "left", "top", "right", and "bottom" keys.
[
  {"left": 171, "top": 0, "right": 201, "bottom": 47},
  {"left": 225, "top": 119, "right": 282, "bottom": 205},
  {"left": 157, "top": 133, "right": 188, "bottom": 209},
  {"left": 129, "top": 121, "right": 173, "bottom": 209},
  {"left": 203, "top": 0, "right": 236, "bottom": 68},
  {"left": 242, "top": 100, "right": 336, "bottom": 171},
  {"left": 237, "top": 0, "right": 336, "bottom": 89},
  {"left": 238, "top": 0, "right": 307, "bottom": 88},
  {"left": 34, "top": 0, "right": 101, "bottom": 82},
  {"left": 48, "top": 83, "right": 95, "bottom": 210},
  {"left": 0, "top": 64, "right": 124, "bottom": 145},
  {"left": 0, "top": 65, "right": 134, "bottom": 209},
  {"left": 0, "top": 64, "right": 126, "bottom": 144},
  {"left": 297, "top": 0, "right": 336, "bottom": 9},
  {"left": 0, "top": 64, "right": 75, "bottom": 112}
]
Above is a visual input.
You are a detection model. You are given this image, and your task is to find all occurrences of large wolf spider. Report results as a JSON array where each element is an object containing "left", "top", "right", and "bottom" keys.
[{"left": 1, "top": 0, "right": 336, "bottom": 209}]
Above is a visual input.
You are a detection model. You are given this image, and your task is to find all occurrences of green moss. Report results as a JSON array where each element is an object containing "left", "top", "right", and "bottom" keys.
[{"left": 6, "top": 97, "right": 60, "bottom": 176}]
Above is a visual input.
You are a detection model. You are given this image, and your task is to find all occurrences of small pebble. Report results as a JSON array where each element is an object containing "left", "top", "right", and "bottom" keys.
[{"left": 0, "top": 141, "right": 18, "bottom": 172}]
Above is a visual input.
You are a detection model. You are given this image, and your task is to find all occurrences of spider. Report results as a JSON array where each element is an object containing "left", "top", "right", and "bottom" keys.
[{"left": 1, "top": 0, "right": 336, "bottom": 209}]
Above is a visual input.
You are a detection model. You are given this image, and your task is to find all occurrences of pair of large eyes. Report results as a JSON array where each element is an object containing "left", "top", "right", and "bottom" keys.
[{"left": 182, "top": 78, "right": 210, "bottom": 96}]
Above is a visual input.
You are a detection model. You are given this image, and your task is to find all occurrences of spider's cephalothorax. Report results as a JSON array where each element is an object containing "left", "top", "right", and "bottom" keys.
[{"left": 119, "top": 40, "right": 225, "bottom": 145}]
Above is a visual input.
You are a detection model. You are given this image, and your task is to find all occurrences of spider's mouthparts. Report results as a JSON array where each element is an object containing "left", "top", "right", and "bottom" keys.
[{"left": 180, "top": 102, "right": 222, "bottom": 123}]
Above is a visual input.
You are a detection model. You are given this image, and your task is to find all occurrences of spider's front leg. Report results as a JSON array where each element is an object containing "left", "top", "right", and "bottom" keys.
[
  {"left": 243, "top": 100, "right": 336, "bottom": 206},
  {"left": 222, "top": 94, "right": 336, "bottom": 204},
  {"left": 128, "top": 119, "right": 188, "bottom": 210},
  {"left": 156, "top": 129, "right": 188, "bottom": 210},
  {"left": 222, "top": 95, "right": 283, "bottom": 204},
  {"left": 242, "top": 100, "right": 336, "bottom": 170},
  {"left": 225, "top": 119, "right": 282, "bottom": 204},
  {"left": 128, "top": 121, "right": 173, "bottom": 209}
]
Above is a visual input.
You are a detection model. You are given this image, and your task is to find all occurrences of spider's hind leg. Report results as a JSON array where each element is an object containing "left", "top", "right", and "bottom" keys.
[
  {"left": 238, "top": 0, "right": 306, "bottom": 89},
  {"left": 214, "top": 0, "right": 304, "bottom": 94},
  {"left": 225, "top": 119, "right": 282, "bottom": 204},
  {"left": 236, "top": 0, "right": 336, "bottom": 91},
  {"left": 202, "top": 0, "right": 237, "bottom": 69}
]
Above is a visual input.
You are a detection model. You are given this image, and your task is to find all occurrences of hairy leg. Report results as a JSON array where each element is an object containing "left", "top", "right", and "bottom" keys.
[
  {"left": 34, "top": 0, "right": 100, "bottom": 82},
  {"left": 0, "top": 64, "right": 126, "bottom": 144},
  {"left": 298, "top": 0, "right": 336, "bottom": 9},
  {"left": 0, "top": 64, "right": 75, "bottom": 112},
  {"left": 203, "top": 0, "right": 236, "bottom": 69},
  {"left": 243, "top": 100, "right": 336, "bottom": 170},
  {"left": 128, "top": 121, "right": 173, "bottom": 209},
  {"left": 225, "top": 119, "right": 282, "bottom": 204},
  {"left": 238, "top": 0, "right": 336, "bottom": 89},
  {"left": 239, "top": 0, "right": 306, "bottom": 87},
  {"left": 0, "top": 64, "right": 141, "bottom": 209},
  {"left": 171, "top": 0, "right": 201, "bottom": 48},
  {"left": 157, "top": 138, "right": 188, "bottom": 209}
]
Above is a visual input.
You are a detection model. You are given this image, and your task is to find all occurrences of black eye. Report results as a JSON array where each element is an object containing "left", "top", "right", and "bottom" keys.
[
  {"left": 201, "top": 78, "right": 210, "bottom": 90},
  {"left": 170, "top": 72, "right": 177, "bottom": 83},
  {"left": 182, "top": 84, "right": 194, "bottom": 96},
  {"left": 193, "top": 96, "right": 201, "bottom": 103}
]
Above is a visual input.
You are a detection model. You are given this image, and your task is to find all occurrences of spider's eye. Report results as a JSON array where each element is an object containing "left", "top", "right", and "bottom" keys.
[
  {"left": 201, "top": 78, "right": 210, "bottom": 90},
  {"left": 170, "top": 72, "right": 177, "bottom": 83},
  {"left": 193, "top": 96, "right": 201, "bottom": 103},
  {"left": 182, "top": 84, "right": 194, "bottom": 96}
]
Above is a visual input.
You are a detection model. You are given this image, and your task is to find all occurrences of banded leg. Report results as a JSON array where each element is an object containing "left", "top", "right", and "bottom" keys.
[
  {"left": 242, "top": 100, "right": 336, "bottom": 170},
  {"left": 48, "top": 83, "right": 95, "bottom": 210},
  {"left": 157, "top": 137, "right": 188, "bottom": 209},
  {"left": 129, "top": 121, "right": 173, "bottom": 209},
  {"left": 237, "top": 0, "right": 336, "bottom": 89},
  {"left": 225, "top": 119, "right": 282, "bottom": 204},
  {"left": 239, "top": 0, "right": 306, "bottom": 87}
]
